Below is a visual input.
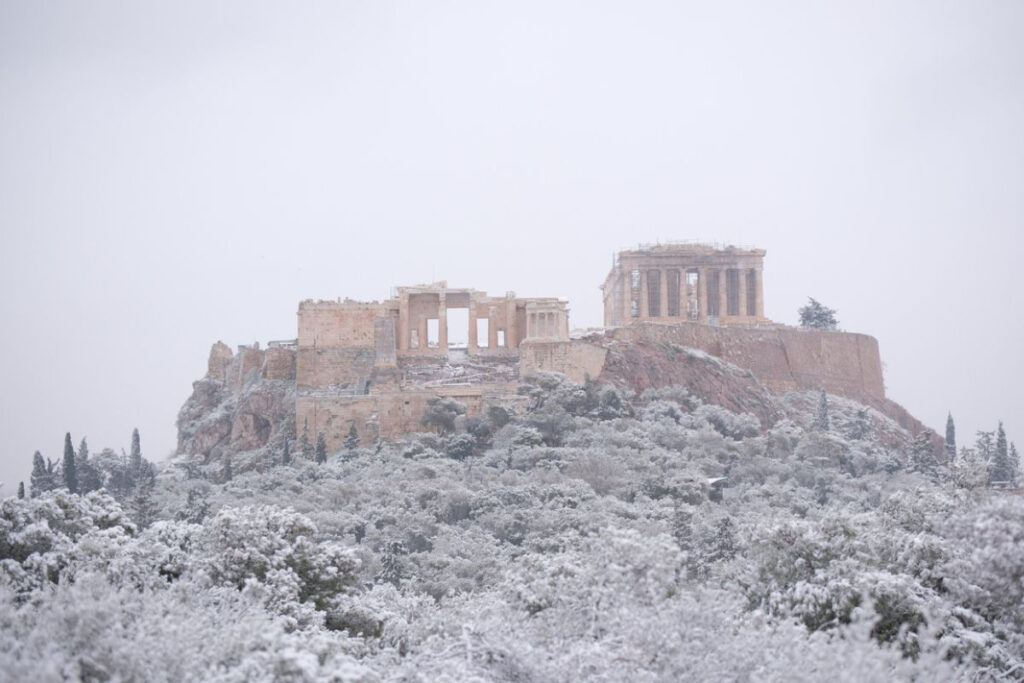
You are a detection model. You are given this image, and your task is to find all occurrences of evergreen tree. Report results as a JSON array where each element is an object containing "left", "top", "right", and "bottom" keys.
[
  {"left": 345, "top": 424, "right": 360, "bottom": 451},
  {"left": 315, "top": 431, "right": 327, "bottom": 464},
  {"left": 945, "top": 412, "right": 957, "bottom": 459},
  {"left": 62, "top": 432, "right": 78, "bottom": 494},
  {"left": 911, "top": 431, "right": 939, "bottom": 481},
  {"left": 300, "top": 418, "right": 312, "bottom": 455},
  {"left": 798, "top": 298, "right": 838, "bottom": 330},
  {"left": 129, "top": 480, "right": 158, "bottom": 529},
  {"left": 129, "top": 428, "right": 143, "bottom": 478},
  {"left": 376, "top": 540, "right": 406, "bottom": 586},
  {"left": 17, "top": 481, "right": 24, "bottom": 499},
  {"left": 281, "top": 439, "right": 291, "bottom": 466},
  {"left": 989, "top": 422, "right": 1014, "bottom": 486},
  {"left": 1010, "top": 442, "right": 1020, "bottom": 487},
  {"left": 812, "top": 389, "right": 830, "bottom": 432},
  {"left": 76, "top": 437, "right": 102, "bottom": 493},
  {"left": 223, "top": 456, "right": 233, "bottom": 482},
  {"left": 29, "top": 451, "right": 55, "bottom": 497}
]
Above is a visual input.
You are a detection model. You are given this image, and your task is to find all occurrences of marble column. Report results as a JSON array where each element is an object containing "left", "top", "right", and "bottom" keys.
[
  {"left": 737, "top": 267, "right": 748, "bottom": 319},
  {"left": 659, "top": 269, "right": 669, "bottom": 318},
  {"left": 437, "top": 293, "right": 447, "bottom": 350}
]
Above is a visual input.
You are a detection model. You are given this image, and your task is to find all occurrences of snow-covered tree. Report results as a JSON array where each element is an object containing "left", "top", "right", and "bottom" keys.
[
  {"left": 345, "top": 424, "right": 360, "bottom": 451},
  {"left": 29, "top": 451, "right": 55, "bottom": 497},
  {"left": 813, "top": 389, "right": 830, "bottom": 432},
  {"left": 945, "top": 412, "right": 956, "bottom": 459},
  {"left": 798, "top": 298, "right": 838, "bottom": 330}
]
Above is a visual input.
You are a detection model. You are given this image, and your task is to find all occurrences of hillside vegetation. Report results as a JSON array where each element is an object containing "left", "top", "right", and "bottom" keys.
[{"left": 2, "top": 372, "right": 1022, "bottom": 682}]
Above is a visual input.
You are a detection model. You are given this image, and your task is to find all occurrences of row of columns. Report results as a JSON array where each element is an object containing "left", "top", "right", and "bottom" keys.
[{"left": 630, "top": 267, "right": 763, "bottom": 322}]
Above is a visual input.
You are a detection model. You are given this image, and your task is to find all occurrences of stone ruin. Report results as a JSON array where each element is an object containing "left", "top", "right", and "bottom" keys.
[{"left": 181, "top": 243, "right": 922, "bottom": 456}]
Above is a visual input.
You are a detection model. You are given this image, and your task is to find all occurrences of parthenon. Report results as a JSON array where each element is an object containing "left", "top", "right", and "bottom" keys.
[{"left": 601, "top": 243, "right": 767, "bottom": 327}]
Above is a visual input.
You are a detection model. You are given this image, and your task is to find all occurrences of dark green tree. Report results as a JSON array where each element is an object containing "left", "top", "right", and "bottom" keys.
[
  {"left": 29, "top": 451, "right": 55, "bottom": 497},
  {"left": 1010, "top": 442, "right": 1020, "bottom": 486},
  {"left": 17, "top": 481, "right": 24, "bottom": 499},
  {"left": 421, "top": 397, "right": 466, "bottom": 436},
  {"left": 62, "top": 432, "right": 78, "bottom": 494},
  {"left": 798, "top": 298, "right": 838, "bottom": 330},
  {"left": 989, "top": 422, "right": 1014, "bottom": 486},
  {"left": 315, "top": 431, "right": 327, "bottom": 464},
  {"left": 945, "top": 413, "right": 957, "bottom": 460},
  {"left": 300, "top": 418, "right": 312, "bottom": 455},
  {"left": 129, "top": 428, "right": 143, "bottom": 477},
  {"left": 281, "top": 439, "right": 291, "bottom": 465},
  {"left": 345, "top": 424, "right": 360, "bottom": 451},
  {"left": 75, "top": 437, "right": 101, "bottom": 493}
]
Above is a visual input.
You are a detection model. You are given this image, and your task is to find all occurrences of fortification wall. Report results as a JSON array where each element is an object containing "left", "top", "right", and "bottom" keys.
[
  {"left": 603, "top": 323, "right": 885, "bottom": 401},
  {"left": 520, "top": 340, "right": 609, "bottom": 384},
  {"left": 297, "top": 301, "right": 381, "bottom": 347},
  {"left": 298, "top": 382, "right": 524, "bottom": 450}
]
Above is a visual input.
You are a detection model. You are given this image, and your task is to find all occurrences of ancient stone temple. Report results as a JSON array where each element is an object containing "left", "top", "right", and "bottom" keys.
[
  {"left": 601, "top": 243, "right": 767, "bottom": 327},
  {"left": 293, "top": 282, "right": 576, "bottom": 449}
]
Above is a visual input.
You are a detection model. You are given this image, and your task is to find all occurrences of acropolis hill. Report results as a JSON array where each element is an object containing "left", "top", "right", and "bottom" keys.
[{"left": 177, "top": 243, "right": 924, "bottom": 459}]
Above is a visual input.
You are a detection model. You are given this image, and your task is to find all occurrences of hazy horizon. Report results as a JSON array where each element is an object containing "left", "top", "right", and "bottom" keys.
[{"left": 2, "top": 1, "right": 1022, "bottom": 491}]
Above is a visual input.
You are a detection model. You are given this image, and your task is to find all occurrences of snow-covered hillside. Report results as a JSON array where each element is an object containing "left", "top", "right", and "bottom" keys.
[{"left": 2, "top": 374, "right": 1021, "bottom": 681}]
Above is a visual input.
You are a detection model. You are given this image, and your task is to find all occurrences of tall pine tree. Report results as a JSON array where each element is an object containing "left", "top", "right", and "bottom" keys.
[
  {"left": 945, "top": 413, "right": 957, "bottom": 460},
  {"left": 62, "top": 432, "right": 77, "bottom": 494},
  {"left": 29, "top": 451, "right": 55, "bottom": 497},
  {"left": 989, "top": 422, "right": 1014, "bottom": 486}
]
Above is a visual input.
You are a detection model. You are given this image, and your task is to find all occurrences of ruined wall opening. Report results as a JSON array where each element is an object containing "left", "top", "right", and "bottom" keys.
[
  {"left": 477, "top": 318, "right": 490, "bottom": 348},
  {"left": 726, "top": 268, "right": 740, "bottom": 316},
  {"left": 447, "top": 307, "right": 469, "bottom": 348},
  {"left": 497, "top": 329, "right": 506, "bottom": 347},
  {"left": 686, "top": 270, "right": 700, "bottom": 321},
  {"left": 427, "top": 319, "right": 439, "bottom": 348},
  {"left": 410, "top": 329, "right": 420, "bottom": 349},
  {"left": 647, "top": 270, "right": 661, "bottom": 317},
  {"left": 666, "top": 269, "right": 681, "bottom": 317},
  {"left": 746, "top": 269, "right": 758, "bottom": 316}
]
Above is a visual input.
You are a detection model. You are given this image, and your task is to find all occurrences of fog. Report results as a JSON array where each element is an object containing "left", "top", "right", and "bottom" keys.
[{"left": 1, "top": 0, "right": 1022, "bottom": 491}]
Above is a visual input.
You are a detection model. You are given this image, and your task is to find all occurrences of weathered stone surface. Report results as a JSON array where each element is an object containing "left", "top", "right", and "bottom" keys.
[{"left": 176, "top": 243, "right": 932, "bottom": 458}]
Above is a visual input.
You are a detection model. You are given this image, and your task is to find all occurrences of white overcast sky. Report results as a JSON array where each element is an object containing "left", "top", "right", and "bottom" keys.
[{"left": 2, "top": 1, "right": 1022, "bottom": 490}]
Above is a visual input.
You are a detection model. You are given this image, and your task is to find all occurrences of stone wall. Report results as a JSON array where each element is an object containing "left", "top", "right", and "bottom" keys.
[
  {"left": 519, "top": 340, "right": 609, "bottom": 384},
  {"left": 602, "top": 323, "right": 885, "bottom": 401}
]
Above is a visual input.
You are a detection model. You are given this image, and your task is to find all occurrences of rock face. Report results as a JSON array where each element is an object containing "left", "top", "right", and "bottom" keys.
[
  {"left": 176, "top": 343, "right": 296, "bottom": 460},
  {"left": 178, "top": 329, "right": 929, "bottom": 462}
]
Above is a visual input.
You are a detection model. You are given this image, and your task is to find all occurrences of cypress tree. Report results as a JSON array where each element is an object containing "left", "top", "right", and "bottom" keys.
[
  {"left": 281, "top": 439, "right": 291, "bottom": 465},
  {"left": 945, "top": 413, "right": 956, "bottom": 459},
  {"left": 315, "top": 431, "right": 327, "bottom": 464},
  {"left": 62, "top": 432, "right": 78, "bottom": 494},
  {"left": 130, "top": 428, "right": 142, "bottom": 476},
  {"left": 223, "top": 456, "right": 233, "bottom": 482},
  {"left": 300, "top": 418, "right": 312, "bottom": 455},
  {"left": 17, "top": 481, "right": 25, "bottom": 499}
]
